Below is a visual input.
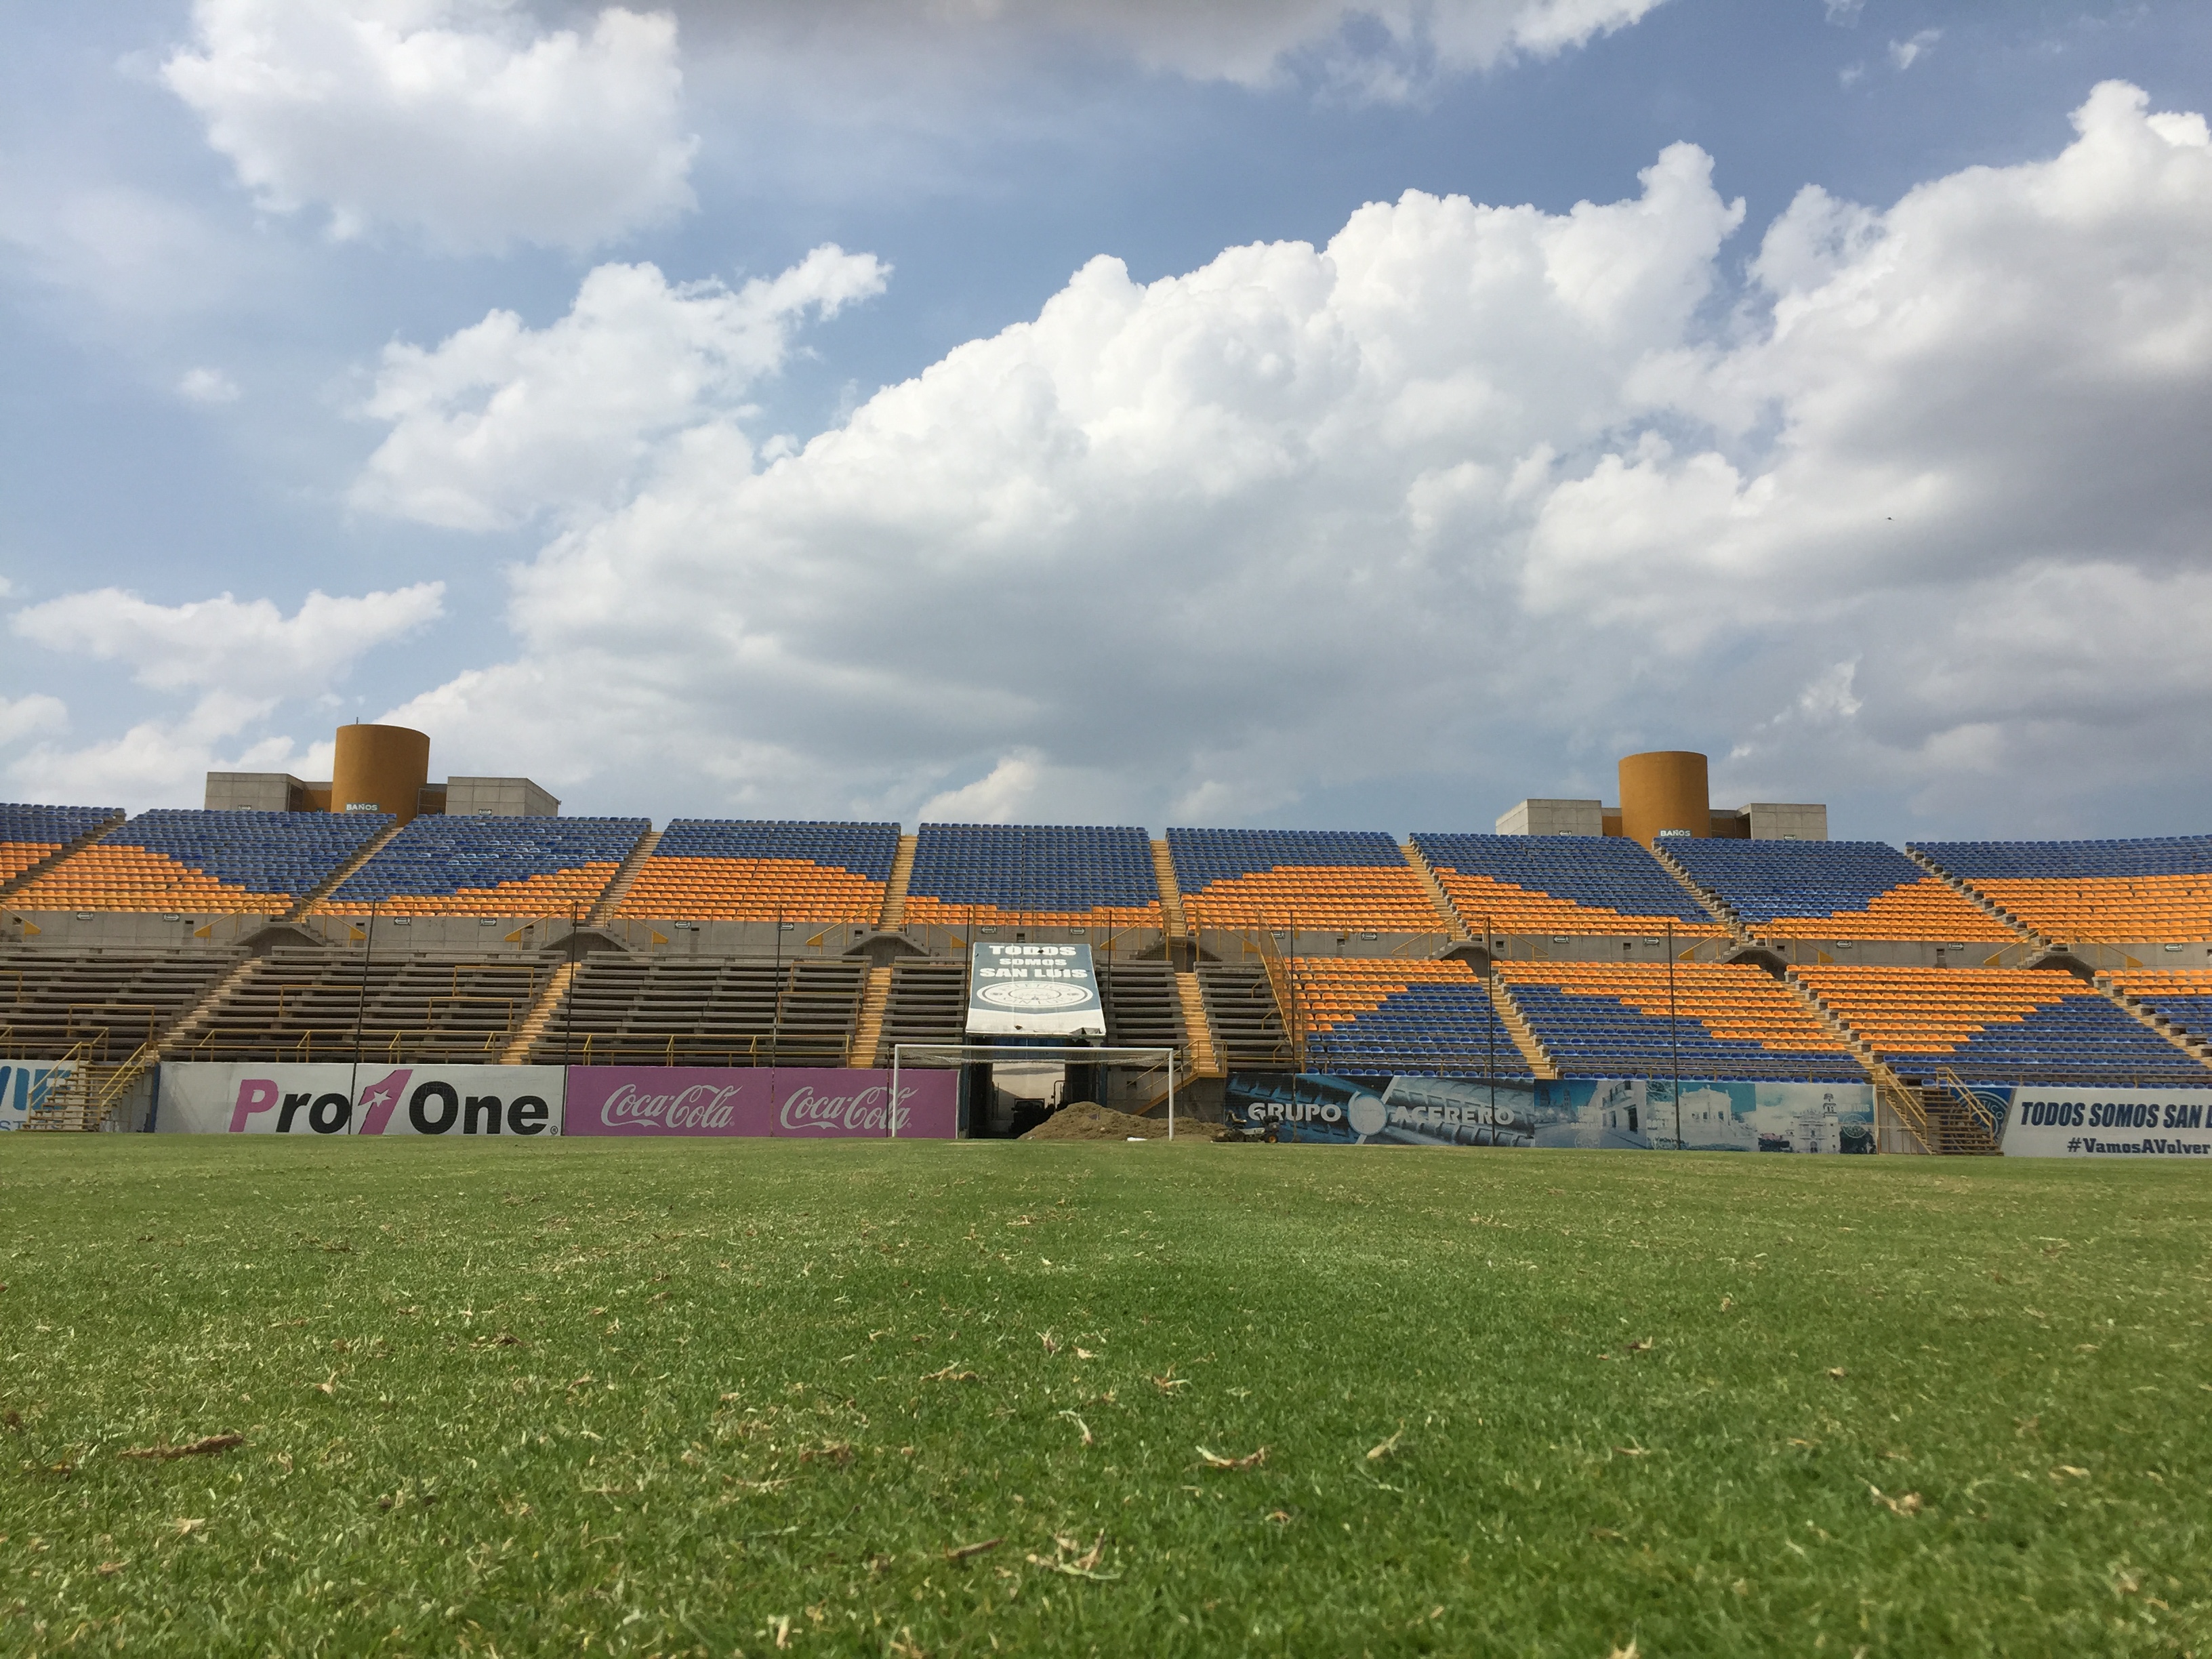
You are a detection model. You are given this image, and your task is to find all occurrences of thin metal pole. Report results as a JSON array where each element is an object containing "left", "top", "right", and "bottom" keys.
[
  {"left": 890, "top": 1044, "right": 899, "bottom": 1142},
  {"left": 1168, "top": 1056, "right": 1174, "bottom": 1141},
  {"left": 1486, "top": 910, "right": 1496, "bottom": 1118},
  {"left": 563, "top": 900, "right": 577, "bottom": 1071},
  {"left": 344, "top": 900, "right": 379, "bottom": 1134},
  {"left": 771, "top": 904, "right": 784, "bottom": 1073},
  {"left": 1667, "top": 918, "right": 1680, "bottom": 1148}
]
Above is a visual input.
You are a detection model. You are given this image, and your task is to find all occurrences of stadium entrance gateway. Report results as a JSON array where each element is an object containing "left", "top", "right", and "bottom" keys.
[{"left": 960, "top": 942, "right": 1115, "bottom": 1133}]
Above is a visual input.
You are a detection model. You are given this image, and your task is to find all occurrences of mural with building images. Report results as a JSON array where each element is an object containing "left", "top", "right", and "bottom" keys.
[{"left": 1227, "top": 1074, "right": 1874, "bottom": 1153}]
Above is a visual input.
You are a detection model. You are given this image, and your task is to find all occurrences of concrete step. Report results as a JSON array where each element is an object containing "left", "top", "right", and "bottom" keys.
[
  {"left": 499, "top": 960, "right": 582, "bottom": 1064},
  {"left": 1398, "top": 842, "right": 1469, "bottom": 940},
  {"left": 586, "top": 826, "right": 662, "bottom": 925},
  {"left": 848, "top": 964, "right": 895, "bottom": 1067},
  {"left": 1152, "top": 840, "right": 1189, "bottom": 941},
  {"left": 878, "top": 836, "right": 918, "bottom": 930},
  {"left": 1173, "top": 970, "right": 1221, "bottom": 1077}
]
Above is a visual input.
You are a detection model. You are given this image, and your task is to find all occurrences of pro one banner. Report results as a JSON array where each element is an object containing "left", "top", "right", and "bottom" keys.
[
  {"left": 0, "top": 1061, "right": 75, "bottom": 1131},
  {"left": 966, "top": 943, "right": 1105, "bottom": 1038},
  {"left": 562, "top": 1067, "right": 957, "bottom": 1139},
  {"left": 1998, "top": 1086, "right": 2212, "bottom": 1158},
  {"left": 157, "top": 1064, "right": 564, "bottom": 1136},
  {"left": 1227, "top": 1074, "right": 1876, "bottom": 1152}
]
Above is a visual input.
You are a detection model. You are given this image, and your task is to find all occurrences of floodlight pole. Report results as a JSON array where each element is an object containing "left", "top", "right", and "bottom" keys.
[
  {"left": 1666, "top": 918, "right": 1681, "bottom": 1149},
  {"left": 348, "top": 898, "right": 377, "bottom": 1136},
  {"left": 1486, "top": 910, "right": 1496, "bottom": 1118},
  {"left": 563, "top": 900, "right": 577, "bottom": 1071}
]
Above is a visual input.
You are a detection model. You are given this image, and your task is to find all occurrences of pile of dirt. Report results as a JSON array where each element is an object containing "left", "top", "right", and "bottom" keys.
[
  {"left": 1018, "top": 1103, "right": 1223, "bottom": 1141},
  {"left": 1019, "top": 1102, "right": 1154, "bottom": 1140}
]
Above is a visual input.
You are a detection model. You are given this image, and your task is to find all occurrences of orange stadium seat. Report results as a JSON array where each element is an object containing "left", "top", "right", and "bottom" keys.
[
  {"left": 616, "top": 821, "right": 897, "bottom": 922},
  {"left": 1168, "top": 829, "right": 1446, "bottom": 933},
  {"left": 1409, "top": 834, "right": 1724, "bottom": 937},
  {"left": 1497, "top": 961, "right": 1860, "bottom": 1078}
]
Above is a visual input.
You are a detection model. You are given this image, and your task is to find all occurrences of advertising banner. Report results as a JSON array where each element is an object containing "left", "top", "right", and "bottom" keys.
[
  {"left": 561, "top": 1067, "right": 957, "bottom": 1139},
  {"left": 157, "top": 1064, "right": 565, "bottom": 1136},
  {"left": 1226, "top": 1073, "right": 1876, "bottom": 1152},
  {"left": 966, "top": 943, "right": 1105, "bottom": 1038},
  {"left": 0, "top": 1061, "right": 75, "bottom": 1131},
  {"left": 1998, "top": 1086, "right": 2212, "bottom": 1158}
]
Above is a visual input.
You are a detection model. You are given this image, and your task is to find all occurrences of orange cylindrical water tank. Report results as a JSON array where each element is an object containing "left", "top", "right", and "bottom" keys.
[
  {"left": 1618, "top": 751, "right": 1709, "bottom": 848},
  {"left": 331, "top": 723, "right": 431, "bottom": 823}
]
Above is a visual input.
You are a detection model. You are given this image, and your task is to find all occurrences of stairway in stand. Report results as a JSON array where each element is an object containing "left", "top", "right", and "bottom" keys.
[
  {"left": 586, "top": 827, "right": 661, "bottom": 924},
  {"left": 1172, "top": 971, "right": 1221, "bottom": 1077},
  {"left": 1398, "top": 842, "right": 1470, "bottom": 940},
  {"left": 878, "top": 835, "right": 918, "bottom": 930},
  {"left": 499, "top": 960, "right": 583, "bottom": 1064},
  {"left": 2092, "top": 975, "right": 2212, "bottom": 1074},
  {"left": 1483, "top": 976, "right": 1560, "bottom": 1080},
  {"left": 848, "top": 965, "right": 895, "bottom": 1067},
  {"left": 1918, "top": 1086, "right": 2001, "bottom": 1154},
  {"left": 0, "top": 809, "right": 125, "bottom": 902},
  {"left": 283, "top": 817, "right": 405, "bottom": 922},
  {"left": 158, "top": 951, "right": 263, "bottom": 1060},
  {"left": 1152, "top": 840, "right": 1189, "bottom": 945}
]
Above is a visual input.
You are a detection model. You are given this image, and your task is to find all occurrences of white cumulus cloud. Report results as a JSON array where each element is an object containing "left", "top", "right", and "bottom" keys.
[
  {"left": 13, "top": 583, "right": 446, "bottom": 701},
  {"left": 350, "top": 246, "right": 888, "bottom": 530},
  {"left": 178, "top": 366, "right": 242, "bottom": 404},
  {"left": 671, "top": 0, "right": 1666, "bottom": 99},
  {"left": 1889, "top": 29, "right": 1940, "bottom": 71},
  {"left": 163, "top": 0, "right": 696, "bottom": 253},
  {"left": 353, "top": 81, "right": 2212, "bottom": 835},
  {"left": 5, "top": 583, "right": 447, "bottom": 808}
]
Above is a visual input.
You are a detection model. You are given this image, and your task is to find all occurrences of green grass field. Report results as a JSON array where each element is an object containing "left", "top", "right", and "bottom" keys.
[{"left": 1, "top": 1139, "right": 2207, "bottom": 1657}]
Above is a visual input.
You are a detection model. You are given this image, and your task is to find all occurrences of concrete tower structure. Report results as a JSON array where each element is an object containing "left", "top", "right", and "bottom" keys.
[
  {"left": 1618, "top": 751, "right": 1711, "bottom": 848},
  {"left": 332, "top": 724, "right": 433, "bottom": 823}
]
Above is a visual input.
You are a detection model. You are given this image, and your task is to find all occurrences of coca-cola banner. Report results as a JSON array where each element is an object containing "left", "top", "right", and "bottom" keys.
[
  {"left": 157, "top": 1063, "right": 565, "bottom": 1136},
  {"left": 562, "top": 1067, "right": 957, "bottom": 1139}
]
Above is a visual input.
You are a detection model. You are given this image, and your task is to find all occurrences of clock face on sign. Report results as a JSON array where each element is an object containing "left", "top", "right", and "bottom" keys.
[{"left": 977, "top": 981, "right": 1094, "bottom": 1011}]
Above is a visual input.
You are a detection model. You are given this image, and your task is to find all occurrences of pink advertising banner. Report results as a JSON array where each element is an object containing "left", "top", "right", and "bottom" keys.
[{"left": 560, "top": 1067, "right": 958, "bottom": 1139}]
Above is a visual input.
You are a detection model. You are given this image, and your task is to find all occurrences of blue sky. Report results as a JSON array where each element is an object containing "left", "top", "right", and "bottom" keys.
[{"left": 3, "top": 0, "right": 2211, "bottom": 838}]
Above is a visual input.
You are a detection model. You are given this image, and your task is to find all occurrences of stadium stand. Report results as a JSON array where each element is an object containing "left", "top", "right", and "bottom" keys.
[
  {"left": 1795, "top": 965, "right": 2210, "bottom": 1088},
  {"left": 0, "top": 949, "right": 235, "bottom": 1060},
  {"left": 1097, "top": 961, "right": 1187, "bottom": 1053},
  {"left": 523, "top": 955, "right": 865, "bottom": 1066},
  {"left": 164, "top": 948, "right": 558, "bottom": 1063},
  {"left": 2101, "top": 970, "right": 2212, "bottom": 1050},
  {"left": 900, "top": 824, "right": 1162, "bottom": 930},
  {"left": 1288, "top": 956, "right": 1529, "bottom": 1079},
  {"left": 319, "top": 817, "right": 649, "bottom": 917},
  {"left": 614, "top": 820, "right": 898, "bottom": 922},
  {"left": 1496, "top": 962, "right": 1864, "bottom": 1080},
  {"left": 1910, "top": 835, "right": 2212, "bottom": 943},
  {"left": 1195, "top": 963, "right": 1293, "bottom": 1069},
  {"left": 1665, "top": 839, "right": 2015, "bottom": 941},
  {"left": 11, "top": 809, "right": 392, "bottom": 914},
  {"left": 1410, "top": 834, "right": 1723, "bottom": 937},
  {"left": 1168, "top": 830, "right": 1445, "bottom": 933},
  {"left": 865, "top": 958, "right": 970, "bottom": 1066},
  {"left": 0, "top": 804, "right": 121, "bottom": 888}
]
